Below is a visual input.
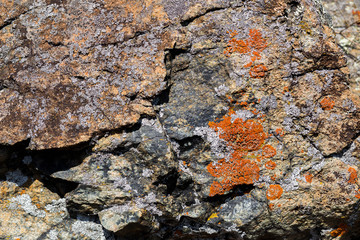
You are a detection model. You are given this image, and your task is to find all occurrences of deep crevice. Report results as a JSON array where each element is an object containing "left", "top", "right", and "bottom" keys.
[
  {"left": 38, "top": 175, "right": 79, "bottom": 197},
  {"left": 153, "top": 169, "right": 179, "bottom": 195},
  {"left": 204, "top": 184, "right": 255, "bottom": 207},
  {"left": 0, "top": 138, "right": 80, "bottom": 197},
  {"left": 165, "top": 48, "right": 189, "bottom": 62},
  {"left": 171, "top": 136, "right": 204, "bottom": 154},
  {"left": 180, "top": 7, "right": 227, "bottom": 26},
  {"left": 46, "top": 40, "right": 64, "bottom": 47},
  {"left": 0, "top": 8, "right": 33, "bottom": 32},
  {"left": 30, "top": 146, "right": 88, "bottom": 175},
  {"left": 0, "top": 16, "right": 17, "bottom": 31},
  {"left": 326, "top": 132, "right": 360, "bottom": 158},
  {"left": 152, "top": 85, "right": 171, "bottom": 106},
  {"left": 152, "top": 47, "right": 189, "bottom": 107}
]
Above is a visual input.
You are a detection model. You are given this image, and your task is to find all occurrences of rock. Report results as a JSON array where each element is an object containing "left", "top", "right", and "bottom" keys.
[
  {"left": 1, "top": 0, "right": 360, "bottom": 239},
  {"left": 0, "top": 0, "right": 174, "bottom": 149},
  {"left": 322, "top": 0, "right": 360, "bottom": 96},
  {"left": 0, "top": 180, "right": 67, "bottom": 239}
]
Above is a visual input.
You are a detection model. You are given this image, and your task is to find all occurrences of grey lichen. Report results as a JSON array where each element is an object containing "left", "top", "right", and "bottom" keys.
[{"left": 9, "top": 194, "right": 46, "bottom": 218}]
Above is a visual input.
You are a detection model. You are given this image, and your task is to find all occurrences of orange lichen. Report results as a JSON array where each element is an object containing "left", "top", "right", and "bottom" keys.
[
  {"left": 352, "top": 10, "right": 360, "bottom": 23},
  {"left": 275, "top": 128, "right": 285, "bottom": 137},
  {"left": 248, "top": 29, "right": 268, "bottom": 52},
  {"left": 208, "top": 157, "right": 260, "bottom": 196},
  {"left": 268, "top": 203, "right": 274, "bottom": 210},
  {"left": 208, "top": 111, "right": 268, "bottom": 153},
  {"left": 266, "top": 184, "right": 283, "bottom": 200},
  {"left": 207, "top": 110, "right": 276, "bottom": 197},
  {"left": 224, "top": 33, "right": 250, "bottom": 56},
  {"left": 243, "top": 62, "right": 253, "bottom": 68},
  {"left": 265, "top": 160, "right": 276, "bottom": 170},
  {"left": 330, "top": 223, "right": 348, "bottom": 237},
  {"left": 348, "top": 167, "right": 358, "bottom": 184},
  {"left": 320, "top": 96, "right": 335, "bottom": 110},
  {"left": 304, "top": 173, "right": 313, "bottom": 183},
  {"left": 224, "top": 29, "right": 268, "bottom": 78},
  {"left": 249, "top": 64, "right": 268, "bottom": 78},
  {"left": 262, "top": 145, "right": 277, "bottom": 158},
  {"left": 355, "top": 190, "right": 360, "bottom": 199}
]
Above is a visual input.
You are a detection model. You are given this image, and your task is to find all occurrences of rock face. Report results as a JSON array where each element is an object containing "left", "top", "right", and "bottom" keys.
[{"left": 1, "top": 0, "right": 360, "bottom": 239}]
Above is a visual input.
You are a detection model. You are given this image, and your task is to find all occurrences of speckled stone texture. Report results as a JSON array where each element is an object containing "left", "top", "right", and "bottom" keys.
[{"left": 1, "top": 0, "right": 360, "bottom": 239}]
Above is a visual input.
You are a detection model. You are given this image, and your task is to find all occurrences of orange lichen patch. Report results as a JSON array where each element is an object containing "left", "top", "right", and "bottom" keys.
[
  {"left": 355, "top": 190, "right": 360, "bottom": 199},
  {"left": 249, "top": 64, "right": 268, "bottom": 78},
  {"left": 262, "top": 145, "right": 277, "bottom": 158},
  {"left": 243, "top": 62, "right": 253, "bottom": 68},
  {"left": 240, "top": 101, "right": 248, "bottom": 106},
  {"left": 275, "top": 128, "right": 285, "bottom": 137},
  {"left": 224, "top": 29, "right": 267, "bottom": 56},
  {"left": 270, "top": 174, "right": 277, "bottom": 181},
  {"left": 265, "top": 160, "right": 276, "bottom": 170},
  {"left": 207, "top": 110, "right": 275, "bottom": 197},
  {"left": 268, "top": 203, "right": 274, "bottom": 210},
  {"left": 304, "top": 173, "right": 313, "bottom": 183},
  {"left": 208, "top": 110, "right": 268, "bottom": 152},
  {"left": 224, "top": 29, "right": 268, "bottom": 76},
  {"left": 266, "top": 184, "right": 283, "bottom": 200},
  {"left": 224, "top": 33, "right": 250, "bottom": 56},
  {"left": 348, "top": 167, "right": 358, "bottom": 184},
  {"left": 330, "top": 223, "right": 348, "bottom": 237},
  {"left": 352, "top": 10, "right": 360, "bottom": 23},
  {"left": 320, "top": 96, "right": 335, "bottom": 110},
  {"left": 208, "top": 157, "right": 260, "bottom": 196},
  {"left": 248, "top": 29, "right": 268, "bottom": 52}
]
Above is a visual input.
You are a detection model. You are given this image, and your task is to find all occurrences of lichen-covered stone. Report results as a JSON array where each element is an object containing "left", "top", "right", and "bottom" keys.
[{"left": 1, "top": 0, "right": 360, "bottom": 239}]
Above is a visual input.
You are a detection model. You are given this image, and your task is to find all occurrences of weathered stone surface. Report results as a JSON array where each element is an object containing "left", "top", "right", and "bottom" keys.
[
  {"left": 1, "top": 0, "right": 360, "bottom": 239},
  {"left": 0, "top": 0, "right": 173, "bottom": 149},
  {"left": 322, "top": 0, "right": 360, "bottom": 96},
  {"left": 0, "top": 180, "right": 66, "bottom": 239}
]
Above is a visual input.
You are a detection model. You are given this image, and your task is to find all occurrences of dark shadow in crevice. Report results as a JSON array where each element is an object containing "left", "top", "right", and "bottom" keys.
[
  {"left": 173, "top": 136, "right": 204, "bottom": 154},
  {"left": 115, "top": 222, "right": 151, "bottom": 240},
  {"left": 180, "top": 7, "right": 227, "bottom": 27},
  {"left": 153, "top": 169, "right": 179, "bottom": 195},
  {"left": 0, "top": 138, "right": 79, "bottom": 197},
  {"left": 325, "top": 131, "right": 360, "bottom": 158},
  {"left": 204, "top": 184, "right": 255, "bottom": 207},
  {"left": 0, "top": 138, "right": 31, "bottom": 164},
  {"left": 152, "top": 85, "right": 171, "bottom": 106},
  {"left": 288, "top": 0, "right": 300, "bottom": 13},
  {"left": 30, "top": 144, "right": 89, "bottom": 176},
  {"left": 165, "top": 48, "right": 189, "bottom": 63},
  {"left": 38, "top": 175, "right": 79, "bottom": 197},
  {"left": 153, "top": 48, "right": 190, "bottom": 107}
]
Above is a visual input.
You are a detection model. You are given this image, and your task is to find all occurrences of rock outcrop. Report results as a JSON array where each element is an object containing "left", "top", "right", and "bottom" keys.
[{"left": 1, "top": 0, "right": 360, "bottom": 239}]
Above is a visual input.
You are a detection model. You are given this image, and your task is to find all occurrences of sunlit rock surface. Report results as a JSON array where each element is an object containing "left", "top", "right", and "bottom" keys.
[{"left": 0, "top": 0, "right": 360, "bottom": 239}]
